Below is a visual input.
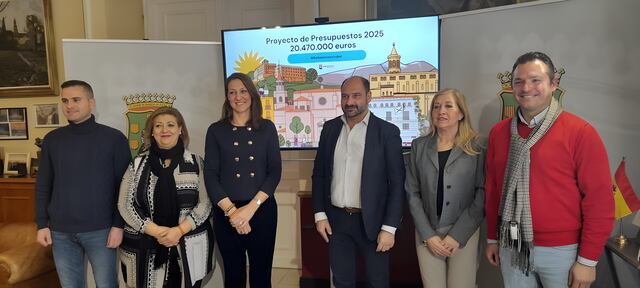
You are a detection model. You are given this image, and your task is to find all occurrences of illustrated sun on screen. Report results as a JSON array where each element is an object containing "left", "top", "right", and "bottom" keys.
[{"left": 234, "top": 51, "right": 264, "bottom": 74}]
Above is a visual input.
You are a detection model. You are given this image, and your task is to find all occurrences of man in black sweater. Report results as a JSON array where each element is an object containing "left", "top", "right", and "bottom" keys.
[{"left": 35, "top": 80, "right": 131, "bottom": 287}]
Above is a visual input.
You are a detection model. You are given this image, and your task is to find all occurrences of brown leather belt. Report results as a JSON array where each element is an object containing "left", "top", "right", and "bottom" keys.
[{"left": 343, "top": 207, "right": 362, "bottom": 214}]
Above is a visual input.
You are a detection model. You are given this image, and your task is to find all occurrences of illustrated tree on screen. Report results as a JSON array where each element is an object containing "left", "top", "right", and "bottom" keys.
[
  {"left": 304, "top": 125, "right": 311, "bottom": 145},
  {"left": 290, "top": 116, "right": 304, "bottom": 146},
  {"left": 278, "top": 134, "right": 285, "bottom": 146},
  {"left": 306, "top": 68, "right": 318, "bottom": 83},
  {"left": 265, "top": 76, "right": 276, "bottom": 92}
]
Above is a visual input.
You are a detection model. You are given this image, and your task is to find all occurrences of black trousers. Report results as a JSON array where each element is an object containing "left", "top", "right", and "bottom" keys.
[
  {"left": 213, "top": 198, "right": 277, "bottom": 288},
  {"left": 328, "top": 206, "right": 390, "bottom": 288}
]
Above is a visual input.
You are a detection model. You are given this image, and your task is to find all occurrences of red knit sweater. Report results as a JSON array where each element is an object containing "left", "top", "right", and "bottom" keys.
[{"left": 485, "top": 112, "right": 614, "bottom": 261}]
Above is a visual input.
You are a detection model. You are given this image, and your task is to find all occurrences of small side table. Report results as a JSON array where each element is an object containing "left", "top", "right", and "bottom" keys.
[{"left": 605, "top": 237, "right": 640, "bottom": 288}]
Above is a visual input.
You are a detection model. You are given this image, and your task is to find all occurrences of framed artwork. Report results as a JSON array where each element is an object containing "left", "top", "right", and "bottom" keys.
[
  {"left": 3, "top": 152, "right": 30, "bottom": 175},
  {"left": 34, "top": 103, "right": 60, "bottom": 127},
  {"left": 376, "top": 0, "right": 564, "bottom": 18},
  {"left": 0, "top": 0, "right": 58, "bottom": 97},
  {"left": 0, "top": 107, "right": 28, "bottom": 139}
]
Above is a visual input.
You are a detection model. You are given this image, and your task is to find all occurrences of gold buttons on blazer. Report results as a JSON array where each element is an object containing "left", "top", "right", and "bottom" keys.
[
  {"left": 247, "top": 127, "right": 252, "bottom": 131},
  {"left": 234, "top": 157, "right": 240, "bottom": 162},
  {"left": 232, "top": 127, "right": 237, "bottom": 131},
  {"left": 250, "top": 172, "right": 255, "bottom": 177},
  {"left": 248, "top": 141, "right": 253, "bottom": 145},
  {"left": 249, "top": 156, "right": 254, "bottom": 161},
  {"left": 233, "top": 141, "right": 239, "bottom": 146},
  {"left": 236, "top": 173, "right": 241, "bottom": 178}
]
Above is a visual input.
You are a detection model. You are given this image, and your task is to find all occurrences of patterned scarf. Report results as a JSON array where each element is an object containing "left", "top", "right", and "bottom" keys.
[
  {"left": 148, "top": 139, "right": 183, "bottom": 287},
  {"left": 498, "top": 97, "right": 562, "bottom": 275}
]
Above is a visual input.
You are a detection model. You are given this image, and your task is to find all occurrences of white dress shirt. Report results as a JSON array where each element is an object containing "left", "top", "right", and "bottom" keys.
[
  {"left": 315, "top": 112, "right": 396, "bottom": 234},
  {"left": 518, "top": 106, "right": 549, "bottom": 128}
]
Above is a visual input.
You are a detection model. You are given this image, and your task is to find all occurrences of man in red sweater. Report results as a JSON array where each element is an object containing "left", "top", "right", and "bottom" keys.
[{"left": 485, "top": 52, "right": 614, "bottom": 288}]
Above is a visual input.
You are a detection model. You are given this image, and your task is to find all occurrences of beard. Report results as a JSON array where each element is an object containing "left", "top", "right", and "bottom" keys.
[{"left": 342, "top": 104, "right": 366, "bottom": 118}]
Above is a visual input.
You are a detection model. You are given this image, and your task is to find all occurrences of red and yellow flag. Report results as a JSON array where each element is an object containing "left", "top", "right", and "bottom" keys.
[{"left": 613, "top": 159, "right": 640, "bottom": 219}]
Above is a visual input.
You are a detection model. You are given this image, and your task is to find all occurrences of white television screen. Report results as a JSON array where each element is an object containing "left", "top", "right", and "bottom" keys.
[{"left": 222, "top": 16, "right": 440, "bottom": 148}]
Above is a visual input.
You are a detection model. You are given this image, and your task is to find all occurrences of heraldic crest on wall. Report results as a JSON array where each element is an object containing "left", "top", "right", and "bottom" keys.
[
  {"left": 123, "top": 93, "right": 176, "bottom": 157},
  {"left": 496, "top": 68, "right": 566, "bottom": 120}
]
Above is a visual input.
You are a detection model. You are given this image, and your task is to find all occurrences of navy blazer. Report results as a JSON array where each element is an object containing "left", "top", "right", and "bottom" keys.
[{"left": 312, "top": 113, "right": 406, "bottom": 241}]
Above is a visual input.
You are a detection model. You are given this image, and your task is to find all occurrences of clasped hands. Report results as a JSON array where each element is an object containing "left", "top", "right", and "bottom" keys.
[
  {"left": 425, "top": 235, "right": 460, "bottom": 257},
  {"left": 228, "top": 204, "right": 256, "bottom": 235},
  {"left": 148, "top": 223, "right": 186, "bottom": 247}
]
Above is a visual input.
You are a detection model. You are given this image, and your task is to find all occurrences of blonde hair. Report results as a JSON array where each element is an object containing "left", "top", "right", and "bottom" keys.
[{"left": 428, "top": 88, "right": 480, "bottom": 155}]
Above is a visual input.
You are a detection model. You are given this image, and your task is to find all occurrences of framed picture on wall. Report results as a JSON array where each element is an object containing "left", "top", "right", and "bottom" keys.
[
  {"left": 0, "top": 0, "right": 59, "bottom": 97},
  {"left": 34, "top": 103, "right": 61, "bottom": 127},
  {"left": 0, "top": 107, "right": 29, "bottom": 140},
  {"left": 3, "top": 152, "right": 30, "bottom": 176}
]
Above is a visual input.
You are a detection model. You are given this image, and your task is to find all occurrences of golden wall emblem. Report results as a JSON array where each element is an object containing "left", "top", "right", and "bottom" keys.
[
  {"left": 123, "top": 93, "right": 176, "bottom": 157},
  {"left": 497, "top": 68, "right": 565, "bottom": 120}
]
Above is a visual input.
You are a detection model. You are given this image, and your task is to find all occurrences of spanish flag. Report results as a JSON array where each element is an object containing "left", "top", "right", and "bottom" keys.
[{"left": 613, "top": 159, "right": 640, "bottom": 219}]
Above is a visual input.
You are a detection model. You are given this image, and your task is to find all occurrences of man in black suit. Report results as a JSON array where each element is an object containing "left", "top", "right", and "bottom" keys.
[{"left": 312, "top": 76, "right": 405, "bottom": 287}]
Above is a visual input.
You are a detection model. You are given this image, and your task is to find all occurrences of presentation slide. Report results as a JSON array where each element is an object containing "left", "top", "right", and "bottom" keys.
[{"left": 222, "top": 16, "right": 439, "bottom": 148}]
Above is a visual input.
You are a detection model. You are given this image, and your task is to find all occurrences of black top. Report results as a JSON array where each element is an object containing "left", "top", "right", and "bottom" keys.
[
  {"left": 204, "top": 119, "right": 282, "bottom": 203},
  {"left": 437, "top": 149, "right": 452, "bottom": 217},
  {"left": 35, "top": 115, "right": 131, "bottom": 232}
]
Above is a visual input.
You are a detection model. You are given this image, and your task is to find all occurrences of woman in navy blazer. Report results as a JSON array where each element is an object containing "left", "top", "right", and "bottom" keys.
[
  {"left": 204, "top": 73, "right": 282, "bottom": 288},
  {"left": 405, "top": 88, "right": 485, "bottom": 288}
]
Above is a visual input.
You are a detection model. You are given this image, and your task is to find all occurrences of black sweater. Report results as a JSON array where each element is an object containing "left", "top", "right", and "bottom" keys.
[{"left": 35, "top": 115, "right": 131, "bottom": 232}]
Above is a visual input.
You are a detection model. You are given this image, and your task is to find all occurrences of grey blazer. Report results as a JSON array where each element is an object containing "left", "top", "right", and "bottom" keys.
[{"left": 405, "top": 134, "right": 485, "bottom": 247}]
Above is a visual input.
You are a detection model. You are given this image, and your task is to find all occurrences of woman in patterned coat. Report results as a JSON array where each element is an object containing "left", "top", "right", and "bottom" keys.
[{"left": 118, "top": 107, "right": 213, "bottom": 288}]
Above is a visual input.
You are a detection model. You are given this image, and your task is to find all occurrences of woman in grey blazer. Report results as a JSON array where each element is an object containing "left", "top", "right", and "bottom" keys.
[{"left": 405, "top": 88, "right": 485, "bottom": 288}]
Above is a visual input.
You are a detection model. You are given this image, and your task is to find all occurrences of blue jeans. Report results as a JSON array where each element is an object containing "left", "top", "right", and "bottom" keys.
[
  {"left": 51, "top": 228, "right": 117, "bottom": 288},
  {"left": 500, "top": 244, "right": 578, "bottom": 288}
]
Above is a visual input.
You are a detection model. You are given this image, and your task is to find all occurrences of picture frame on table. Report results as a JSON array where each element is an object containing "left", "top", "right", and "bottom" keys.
[{"left": 3, "top": 152, "right": 30, "bottom": 176}]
